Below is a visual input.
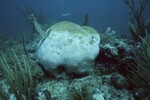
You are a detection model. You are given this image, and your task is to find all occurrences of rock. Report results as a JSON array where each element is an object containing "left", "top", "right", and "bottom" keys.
[
  {"left": 35, "top": 21, "right": 100, "bottom": 78},
  {"left": 93, "top": 93, "right": 105, "bottom": 100},
  {"left": 110, "top": 72, "right": 130, "bottom": 89}
]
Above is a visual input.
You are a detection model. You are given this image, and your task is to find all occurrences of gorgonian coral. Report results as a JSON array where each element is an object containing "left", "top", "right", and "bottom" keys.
[{"left": 128, "top": 34, "right": 150, "bottom": 96}]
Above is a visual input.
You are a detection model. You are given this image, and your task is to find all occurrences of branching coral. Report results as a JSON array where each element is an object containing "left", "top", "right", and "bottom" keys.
[
  {"left": 123, "top": 0, "right": 150, "bottom": 41},
  {"left": 0, "top": 49, "right": 34, "bottom": 100},
  {"left": 127, "top": 34, "right": 150, "bottom": 96}
]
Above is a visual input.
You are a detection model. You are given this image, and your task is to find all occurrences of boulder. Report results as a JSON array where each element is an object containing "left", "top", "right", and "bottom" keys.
[{"left": 35, "top": 21, "right": 100, "bottom": 78}]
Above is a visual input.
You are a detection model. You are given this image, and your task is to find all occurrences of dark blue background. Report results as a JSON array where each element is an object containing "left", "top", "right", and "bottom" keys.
[{"left": 0, "top": 0, "right": 149, "bottom": 38}]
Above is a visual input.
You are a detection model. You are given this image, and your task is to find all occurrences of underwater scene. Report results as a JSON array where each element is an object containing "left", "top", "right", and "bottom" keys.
[{"left": 0, "top": 0, "right": 150, "bottom": 100}]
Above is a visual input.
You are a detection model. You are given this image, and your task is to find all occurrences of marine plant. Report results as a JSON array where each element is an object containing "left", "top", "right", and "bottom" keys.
[
  {"left": 0, "top": 49, "right": 34, "bottom": 100},
  {"left": 123, "top": 0, "right": 150, "bottom": 41},
  {"left": 127, "top": 34, "right": 150, "bottom": 96}
]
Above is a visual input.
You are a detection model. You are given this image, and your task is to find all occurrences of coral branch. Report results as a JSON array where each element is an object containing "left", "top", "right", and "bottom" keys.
[{"left": 123, "top": 0, "right": 150, "bottom": 41}]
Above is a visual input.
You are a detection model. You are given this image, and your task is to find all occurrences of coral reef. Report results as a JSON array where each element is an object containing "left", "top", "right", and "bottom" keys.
[
  {"left": 96, "top": 27, "right": 135, "bottom": 76},
  {"left": 0, "top": 20, "right": 144, "bottom": 100},
  {"left": 35, "top": 75, "right": 134, "bottom": 100}
]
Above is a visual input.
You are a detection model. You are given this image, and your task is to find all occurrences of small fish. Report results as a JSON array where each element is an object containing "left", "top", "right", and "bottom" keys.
[{"left": 61, "top": 13, "right": 71, "bottom": 17}]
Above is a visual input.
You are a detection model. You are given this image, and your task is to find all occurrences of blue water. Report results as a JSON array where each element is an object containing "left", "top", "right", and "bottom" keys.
[{"left": 0, "top": 0, "right": 149, "bottom": 38}]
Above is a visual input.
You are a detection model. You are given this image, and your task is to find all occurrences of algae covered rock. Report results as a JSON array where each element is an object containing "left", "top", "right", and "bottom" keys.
[{"left": 34, "top": 20, "right": 100, "bottom": 78}]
